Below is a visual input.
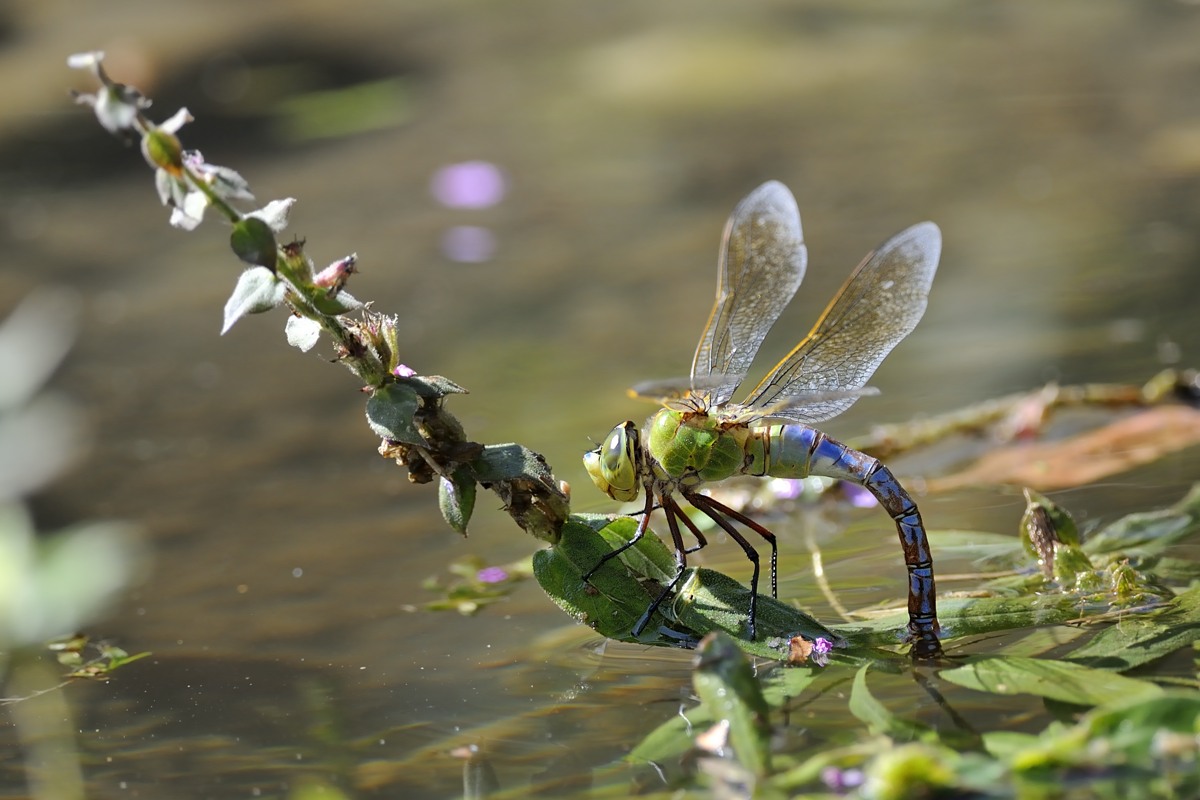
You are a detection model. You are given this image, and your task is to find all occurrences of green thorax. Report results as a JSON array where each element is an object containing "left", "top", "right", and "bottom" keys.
[{"left": 646, "top": 408, "right": 765, "bottom": 483}]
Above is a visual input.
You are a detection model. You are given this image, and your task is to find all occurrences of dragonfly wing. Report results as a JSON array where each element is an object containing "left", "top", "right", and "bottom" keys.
[
  {"left": 629, "top": 374, "right": 746, "bottom": 404},
  {"left": 743, "top": 221, "right": 941, "bottom": 423},
  {"left": 691, "top": 181, "right": 808, "bottom": 407}
]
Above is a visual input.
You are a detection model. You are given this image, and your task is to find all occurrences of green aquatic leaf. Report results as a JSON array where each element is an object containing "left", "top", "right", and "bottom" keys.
[
  {"left": 925, "top": 529, "right": 1024, "bottom": 564},
  {"left": 536, "top": 516, "right": 842, "bottom": 657},
  {"left": 629, "top": 709, "right": 713, "bottom": 765},
  {"left": 859, "top": 743, "right": 964, "bottom": 800},
  {"left": 1084, "top": 482, "right": 1200, "bottom": 556},
  {"left": 940, "top": 655, "right": 1163, "bottom": 706},
  {"left": 673, "top": 568, "right": 843, "bottom": 661},
  {"left": 984, "top": 690, "right": 1200, "bottom": 793},
  {"left": 1066, "top": 584, "right": 1200, "bottom": 670},
  {"left": 692, "top": 632, "right": 773, "bottom": 776},
  {"left": 532, "top": 516, "right": 675, "bottom": 641},
  {"left": 848, "top": 664, "right": 935, "bottom": 742},
  {"left": 592, "top": 516, "right": 677, "bottom": 585},
  {"left": 891, "top": 593, "right": 1086, "bottom": 642}
]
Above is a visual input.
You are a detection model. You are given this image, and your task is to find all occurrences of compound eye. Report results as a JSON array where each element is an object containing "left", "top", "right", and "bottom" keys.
[
  {"left": 582, "top": 421, "right": 640, "bottom": 502},
  {"left": 601, "top": 425, "right": 629, "bottom": 472}
]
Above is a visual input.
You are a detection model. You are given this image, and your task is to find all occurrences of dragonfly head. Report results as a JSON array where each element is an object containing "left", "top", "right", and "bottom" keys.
[{"left": 583, "top": 420, "right": 642, "bottom": 502}]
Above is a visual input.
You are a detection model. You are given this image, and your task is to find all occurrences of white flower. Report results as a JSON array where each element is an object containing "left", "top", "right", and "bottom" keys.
[{"left": 68, "top": 51, "right": 148, "bottom": 135}]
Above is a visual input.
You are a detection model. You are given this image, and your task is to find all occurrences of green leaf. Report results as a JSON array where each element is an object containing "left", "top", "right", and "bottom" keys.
[
  {"left": 629, "top": 710, "right": 709, "bottom": 765},
  {"left": 531, "top": 516, "right": 672, "bottom": 641},
  {"left": 1083, "top": 482, "right": 1200, "bottom": 556},
  {"left": 471, "top": 443, "right": 555, "bottom": 485},
  {"left": 1066, "top": 584, "right": 1200, "bottom": 670},
  {"left": 848, "top": 665, "right": 935, "bottom": 741},
  {"left": 394, "top": 374, "right": 468, "bottom": 400},
  {"left": 229, "top": 216, "right": 277, "bottom": 269},
  {"left": 926, "top": 529, "right": 1024, "bottom": 564},
  {"left": 221, "top": 267, "right": 286, "bottom": 334},
  {"left": 692, "top": 632, "right": 773, "bottom": 776},
  {"left": 536, "top": 515, "right": 844, "bottom": 659},
  {"left": 1082, "top": 691, "right": 1200, "bottom": 754},
  {"left": 673, "top": 568, "right": 843, "bottom": 661},
  {"left": 438, "top": 467, "right": 475, "bottom": 536},
  {"left": 923, "top": 593, "right": 1089, "bottom": 638},
  {"left": 940, "top": 655, "right": 1163, "bottom": 706},
  {"left": 985, "top": 691, "right": 1200, "bottom": 784},
  {"left": 364, "top": 383, "right": 425, "bottom": 445}
]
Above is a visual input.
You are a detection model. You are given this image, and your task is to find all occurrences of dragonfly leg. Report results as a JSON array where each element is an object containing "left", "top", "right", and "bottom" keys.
[
  {"left": 671, "top": 497, "right": 710, "bottom": 555},
  {"left": 581, "top": 491, "right": 657, "bottom": 583},
  {"left": 687, "top": 492, "right": 764, "bottom": 640},
  {"left": 692, "top": 494, "right": 779, "bottom": 599},
  {"left": 631, "top": 494, "right": 692, "bottom": 636}
]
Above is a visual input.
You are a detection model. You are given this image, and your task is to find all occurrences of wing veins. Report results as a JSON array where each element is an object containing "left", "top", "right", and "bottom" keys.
[
  {"left": 690, "top": 181, "right": 808, "bottom": 407},
  {"left": 742, "top": 221, "right": 942, "bottom": 423}
]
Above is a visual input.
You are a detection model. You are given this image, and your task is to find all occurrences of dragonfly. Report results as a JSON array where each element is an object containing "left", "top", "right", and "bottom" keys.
[{"left": 583, "top": 180, "right": 943, "bottom": 658}]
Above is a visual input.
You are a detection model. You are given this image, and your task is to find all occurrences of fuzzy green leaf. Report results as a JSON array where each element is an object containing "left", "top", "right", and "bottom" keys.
[
  {"left": 364, "top": 383, "right": 424, "bottom": 445},
  {"left": 229, "top": 216, "right": 277, "bottom": 269}
]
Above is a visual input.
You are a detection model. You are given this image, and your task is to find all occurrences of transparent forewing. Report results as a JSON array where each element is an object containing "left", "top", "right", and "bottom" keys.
[
  {"left": 690, "top": 181, "right": 808, "bottom": 408},
  {"left": 629, "top": 374, "right": 742, "bottom": 405},
  {"left": 742, "top": 221, "right": 941, "bottom": 423}
]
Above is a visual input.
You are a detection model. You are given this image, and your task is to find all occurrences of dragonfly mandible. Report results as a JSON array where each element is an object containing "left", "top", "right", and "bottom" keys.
[{"left": 583, "top": 181, "right": 943, "bottom": 658}]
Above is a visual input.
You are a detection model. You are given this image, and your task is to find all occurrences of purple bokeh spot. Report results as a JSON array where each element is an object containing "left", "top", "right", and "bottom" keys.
[
  {"left": 441, "top": 225, "right": 497, "bottom": 263},
  {"left": 766, "top": 478, "right": 804, "bottom": 501},
  {"left": 431, "top": 161, "right": 506, "bottom": 209},
  {"left": 841, "top": 482, "right": 878, "bottom": 509},
  {"left": 820, "top": 766, "right": 864, "bottom": 791},
  {"left": 476, "top": 566, "right": 509, "bottom": 584}
]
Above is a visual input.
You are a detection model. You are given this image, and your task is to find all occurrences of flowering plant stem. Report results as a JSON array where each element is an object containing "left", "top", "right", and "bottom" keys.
[{"left": 68, "top": 51, "right": 569, "bottom": 543}]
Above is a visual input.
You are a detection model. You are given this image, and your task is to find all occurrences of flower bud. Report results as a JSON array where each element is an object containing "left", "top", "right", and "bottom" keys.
[{"left": 141, "top": 128, "right": 184, "bottom": 175}]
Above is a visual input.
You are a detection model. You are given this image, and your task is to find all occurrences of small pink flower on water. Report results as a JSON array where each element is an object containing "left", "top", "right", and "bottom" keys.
[
  {"left": 476, "top": 566, "right": 508, "bottom": 584},
  {"left": 811, "top": 637, "right": 833, "bottom": 667},
  {"left": 394, "top": 364, "right": 416, "bottom": 378}
]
